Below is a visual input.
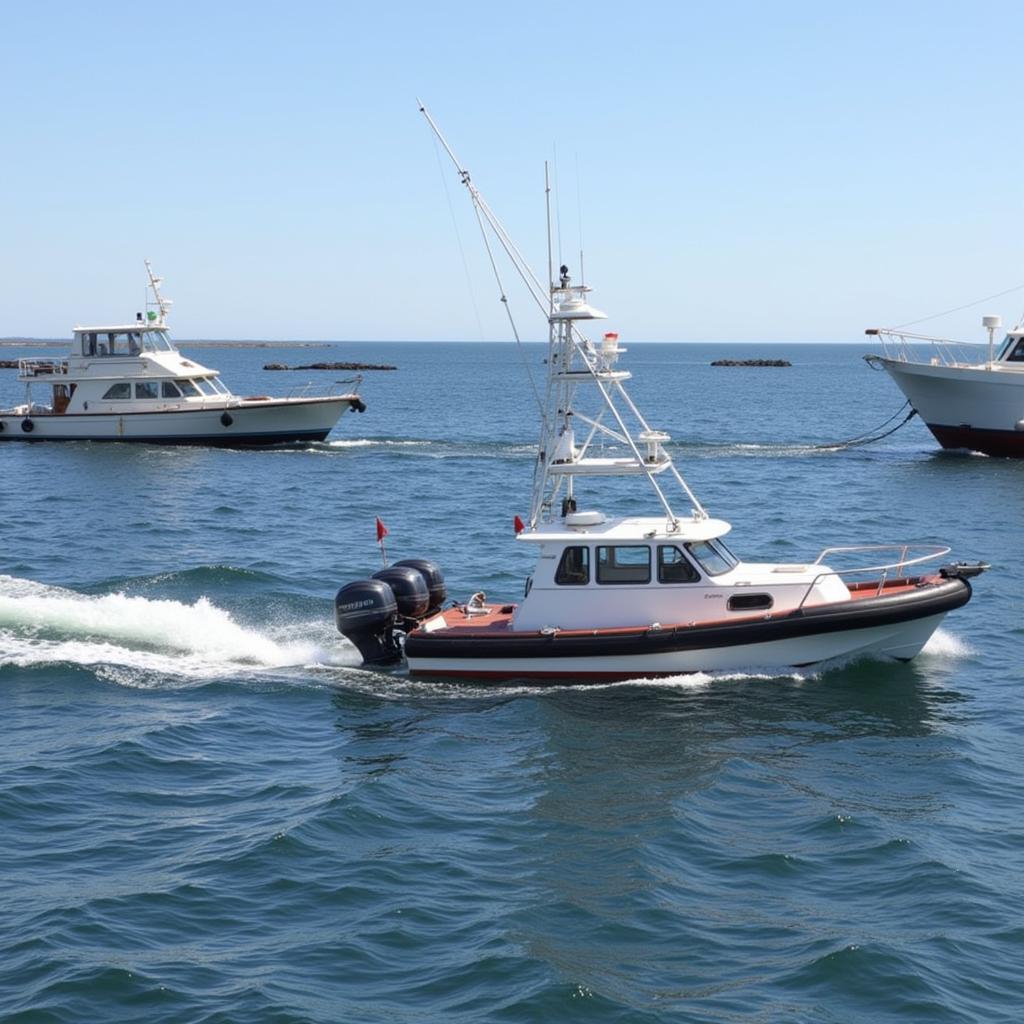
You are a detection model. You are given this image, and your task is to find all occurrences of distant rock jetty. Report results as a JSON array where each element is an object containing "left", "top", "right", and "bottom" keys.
[
  {"left": 710, "top": 358, "right": 791, "bottom": 367},
  {"left": 264, "top": 361, "right": 397, "bottom": 372},
  {"left": 0, "top": 359, "right": 21, "bottom": 369}
]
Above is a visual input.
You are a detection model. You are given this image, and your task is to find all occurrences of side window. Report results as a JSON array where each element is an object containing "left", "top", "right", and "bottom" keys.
[
  {"left": 555, "top": 546, "right": 590, "bottom": 585},
  {"left": 596, "top": 545, "right": 651, "bottom": 585},
  {"left": 174, "top": 379, "right": 201, "bottom": 397},
  {"left": 1010, "top": 340, "right": 1024, "bottom": 362},
  {"left": 102, "top": 383, "right": 131, "bottom": 399},
  {"left": 658, "top": 545, "right": 700, "bottom": 583},
  {"left": 728, "top": 594, "right": 773, "bottom": 611},
  {"left": 161, "top": 381, "right": 182, "bottom": 398},
  {"left": 135, "top": 382, "right": 159, "bottom": 399}
]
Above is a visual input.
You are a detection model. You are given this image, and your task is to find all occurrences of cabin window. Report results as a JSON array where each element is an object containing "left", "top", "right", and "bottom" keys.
[
  {"left": 82, "top": 333, "right": 97, "bottom": 356},
  {"left": 555, "top": 546, "right": 590, "bottom": 585},
  {"left": 127, "top": 332, "right": 142, "bottom": 354},
  {"left": 685, "top": 540, "right": 737, "bottom": 577},
  {"left": 728, "top": 593, "right": 773, "bottom": 612},
  {"left": 194, "top": 379, "right": 216, "bottom": 396},
  {"left": 1009, "top": 340, "right": 1024, "bottom": 362},
  {"left": 161, "top": 381, "right": 182, "bottom": 398},
  {"left": 135, "top": 382, "right": 159, "bottom": 399},
  {"left": 596, "top": 545, "right": 651, "bottom": 585},
  {"left": 102, "top": 383, "right": 131, "bottom": 399},
  {"left": 174, "top": 379, "right": 201, "bottom": 397},
  {"left": 658, "top": 545, "right": 701, "bottom": 583}
]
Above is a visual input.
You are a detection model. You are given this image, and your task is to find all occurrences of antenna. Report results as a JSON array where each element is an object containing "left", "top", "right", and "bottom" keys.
[
  {"left": 144, "top": 259, "right": 173, "bottom": 325},
  {"left": 575, "top": 152, "right": 585, "bottom": 286},
  {"left": 983, "top": 313, "right": 1002, "bottom": 367},
  {"left": 545, "top": 162, "right": 553, "bottom": 314}
]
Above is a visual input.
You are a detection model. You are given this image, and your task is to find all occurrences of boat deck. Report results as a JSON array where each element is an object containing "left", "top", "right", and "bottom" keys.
[{"left": 415, "top": 576, "right": 934, "bottom": 640}]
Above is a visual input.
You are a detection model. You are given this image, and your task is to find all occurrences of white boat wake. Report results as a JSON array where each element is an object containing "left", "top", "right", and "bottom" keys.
[{"left": 0, "top": 574, "right": 357, "bottom": 686}]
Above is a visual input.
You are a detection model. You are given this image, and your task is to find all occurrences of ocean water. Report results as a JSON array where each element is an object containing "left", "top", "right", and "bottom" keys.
[{"left": 1, "top": 341, "right": 1022, "bottom": 1022}]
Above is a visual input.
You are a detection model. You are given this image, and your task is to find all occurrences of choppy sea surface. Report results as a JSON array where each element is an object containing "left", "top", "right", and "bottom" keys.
[{"left": 1, "top": 341, "right": 1021, "bottom": 1022}]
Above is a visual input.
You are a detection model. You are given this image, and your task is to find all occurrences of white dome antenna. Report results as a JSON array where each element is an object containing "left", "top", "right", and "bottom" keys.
[{"left": 983, "top": 313, "right": 1002, "bottom": 366}]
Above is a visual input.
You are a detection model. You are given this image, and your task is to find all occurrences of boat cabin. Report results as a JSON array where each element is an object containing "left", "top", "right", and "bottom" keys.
[
  {"left": 510, "top": 513, "right": 850, "bottom": 632},
  {"left": 73, "top": 323, "right": 176, "bottom": 358},
  {"left": 15, "top": 320, "right": 232, "bottom": 417}
]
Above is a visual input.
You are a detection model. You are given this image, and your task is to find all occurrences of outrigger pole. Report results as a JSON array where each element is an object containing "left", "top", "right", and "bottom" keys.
[{"left": 418, "top": 102, "right": 708, "bottom": 529}]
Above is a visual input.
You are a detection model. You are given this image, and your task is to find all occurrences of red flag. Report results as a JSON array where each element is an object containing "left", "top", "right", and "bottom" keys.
[
  {"left": 513, "top": 515, "right": 525, "bottom": 534},
  {"left": 376, "top": 516, "right": 388, "bottom": 542}
]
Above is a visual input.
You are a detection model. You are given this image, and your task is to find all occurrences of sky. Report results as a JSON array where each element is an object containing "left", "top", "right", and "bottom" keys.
[{"left": 3, "top": 0, "right": 1023, "bottom": 342}]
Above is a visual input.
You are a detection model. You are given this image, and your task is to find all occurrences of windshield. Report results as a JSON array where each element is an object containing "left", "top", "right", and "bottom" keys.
[{"left": 685, "top": 539, "right": 738, "bottom": 576}]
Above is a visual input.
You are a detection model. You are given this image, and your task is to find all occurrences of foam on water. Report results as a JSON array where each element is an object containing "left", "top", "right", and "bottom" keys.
[
  {"left": 0, "top": 574, "right": 357, "bottom": 683},
  {"left": 323, "top": 438, "right": 431, "bottom": 449},
  {"left": 920, "top": 627, "right": 973, "bottom": 659}
]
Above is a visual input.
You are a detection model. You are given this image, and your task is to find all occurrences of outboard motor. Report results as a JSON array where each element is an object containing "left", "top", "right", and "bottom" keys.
[
  {"left": 373, "top": 566, "right": 430, "bottom": 624},
  {"left": 394, "top": 559, "right": 447, "bottom": 614},
  {"left": 335, "top": 578, "right": 402, "bottom": 666}
]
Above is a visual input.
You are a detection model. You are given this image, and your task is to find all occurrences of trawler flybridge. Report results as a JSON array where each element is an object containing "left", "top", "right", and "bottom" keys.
[
  {"left": 333, "top": 111, "right": 986, "bottom": 681},
  {"left": 0, "top": 262, "right": 365, "bottom": 445}
]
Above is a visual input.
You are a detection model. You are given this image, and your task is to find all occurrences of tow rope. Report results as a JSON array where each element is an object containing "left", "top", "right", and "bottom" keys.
[{"left": 809, "top": 401, "right": 917, "bottom": 451}]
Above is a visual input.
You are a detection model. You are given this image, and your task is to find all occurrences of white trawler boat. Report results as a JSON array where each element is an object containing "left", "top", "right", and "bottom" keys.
[
  {"left": 865, "top": 317, "right": 1024, "bottom": 457},
  {"left": 0, "top": 263, "right": 365, "bottom": 445},
  {"left": 333, "top": 114, "right": 986, "bottom": 682}
]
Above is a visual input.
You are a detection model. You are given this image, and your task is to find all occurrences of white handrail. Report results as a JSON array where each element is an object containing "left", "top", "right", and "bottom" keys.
[
  {"left": 866, "top": 328, "right": 989, "bottom": 367},
  {"left": 797, "top": 543, "right": 952, "bottom": 611}
]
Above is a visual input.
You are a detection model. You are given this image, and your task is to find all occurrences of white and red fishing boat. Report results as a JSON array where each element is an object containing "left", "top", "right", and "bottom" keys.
[
  {"left": 333, "top": 112, "right": 986, "bottom": 683},
  {"left": 865, "top": 318, "right": 1024, "bottom": 457},
  {"left": 0, "top": 262, "right": 366, "bottom": 446}
]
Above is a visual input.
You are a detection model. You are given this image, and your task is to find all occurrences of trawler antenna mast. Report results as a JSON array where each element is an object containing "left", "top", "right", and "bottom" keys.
[{"left": 144, "top": 260, "right": 173, "bottom": 325}]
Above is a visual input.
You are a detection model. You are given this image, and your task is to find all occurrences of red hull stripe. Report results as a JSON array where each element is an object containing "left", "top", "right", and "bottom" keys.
[{"left": 927, "top": 422, "right": 1024, "bottom": 458}]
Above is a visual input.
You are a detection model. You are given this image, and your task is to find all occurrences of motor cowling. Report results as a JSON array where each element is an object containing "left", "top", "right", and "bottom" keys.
[
  {"left": 335, "top": 578, "right": 402, "bottom": 665},
  {"left": 372, "top": 566, "right": 430, "bottom": 621},
  {"left": 394, "top": 559, "right": 447, "bottom": 613}
]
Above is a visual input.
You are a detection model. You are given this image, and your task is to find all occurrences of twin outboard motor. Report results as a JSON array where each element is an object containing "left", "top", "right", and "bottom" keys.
[
  {"left": 335, "top": 559, "right": 446, "bottom": 666},
  {"left": 335, "top": 578, "right": 401, "bottom": 666},
  {"left": 373, "top": 566, "right": 430, "bottom": 620},
  {"left": 394, "top": 559, "right": 447, "bottom": 614}
]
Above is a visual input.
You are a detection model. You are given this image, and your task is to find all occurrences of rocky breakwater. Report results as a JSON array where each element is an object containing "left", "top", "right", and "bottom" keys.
[
  {"left": 264, "top": 361, "right": 397, "bottom": 371},
  {"left": 710, "top": 358, "right": 791, "bottom": 367}
]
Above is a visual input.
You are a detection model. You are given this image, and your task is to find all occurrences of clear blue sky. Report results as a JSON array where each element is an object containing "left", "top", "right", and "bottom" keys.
[{"left": 4, "top": 1, "right": 1022, "bottom": 342}]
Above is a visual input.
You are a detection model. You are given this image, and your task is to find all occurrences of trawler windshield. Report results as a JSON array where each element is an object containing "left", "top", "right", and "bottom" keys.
[{"left": 76, "top": 329, "right": 175, "bottom": 357}]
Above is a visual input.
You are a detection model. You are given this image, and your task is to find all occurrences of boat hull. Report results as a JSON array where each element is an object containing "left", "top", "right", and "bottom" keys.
[
  {"left": 0, "top": 396, "right": 353, "bottom": 446},
  {"left": 403, "top": 577, "right": 971, "bottom": 681},
  {"left": 875, "top": 358, "right": 1024, "bottom": 456}
]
